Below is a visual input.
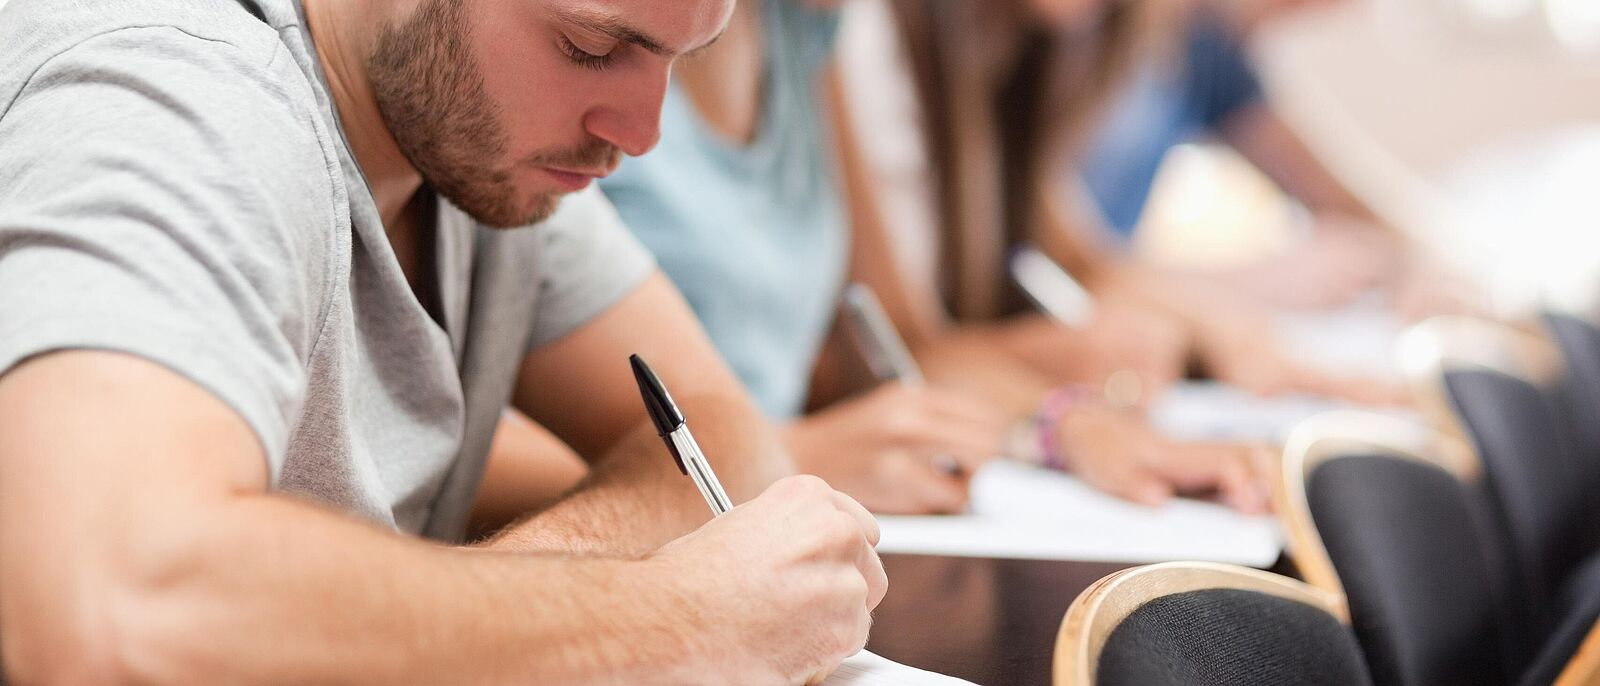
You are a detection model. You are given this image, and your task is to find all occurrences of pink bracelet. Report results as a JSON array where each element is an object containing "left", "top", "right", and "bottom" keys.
[{"left": 1034, "top": 386, "right": 1093, "bottom": 471}]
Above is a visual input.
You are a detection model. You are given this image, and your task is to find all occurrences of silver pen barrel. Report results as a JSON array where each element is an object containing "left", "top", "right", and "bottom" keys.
[{"left": 670, "top": 427, "right": 733, "bottom": 515}]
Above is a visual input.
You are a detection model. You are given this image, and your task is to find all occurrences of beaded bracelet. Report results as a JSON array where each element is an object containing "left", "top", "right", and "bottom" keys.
[
  {"left": 1038, "top": 386, "right": 1096, "bottom": 470},
  {"left": 1009, "top": 386, "right": 1095, "bottom": 471}
]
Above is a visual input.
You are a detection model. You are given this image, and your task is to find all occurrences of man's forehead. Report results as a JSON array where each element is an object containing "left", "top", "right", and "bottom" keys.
[{"left": 546, "top": 0, "right": 735, "bottom": 56}]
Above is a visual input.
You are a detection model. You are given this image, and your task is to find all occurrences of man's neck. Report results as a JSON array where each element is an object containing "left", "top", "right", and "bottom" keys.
[{"left": 303, "top": 0, "right": 424, "bottom": 231}]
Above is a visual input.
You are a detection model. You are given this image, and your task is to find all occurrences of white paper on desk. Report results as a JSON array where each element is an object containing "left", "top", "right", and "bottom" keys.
[
  {"left": 875, "top": 461, "right": 1283, "bottom": 566},
  {"left": 1151, "top": 381, "right": 1349, "bottom": 443},
  {"left": 1274, "top": 303, "right": 1405, "bottom": 378},
  {"left": 824, "top": 650, "right": 974, "bottom": 685}
]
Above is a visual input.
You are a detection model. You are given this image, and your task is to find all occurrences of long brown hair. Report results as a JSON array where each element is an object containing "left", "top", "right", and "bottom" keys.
[{"left": 888, "top": 0, "right": 1170, "bottom": 320}]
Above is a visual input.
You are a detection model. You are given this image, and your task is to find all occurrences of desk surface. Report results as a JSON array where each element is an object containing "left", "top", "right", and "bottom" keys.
[
  {"left": 869, "top": 553, "right": 1299, "bottom": 685},
  {"left": 866, "top": 555, "right": 1132, "bottom": 686}
]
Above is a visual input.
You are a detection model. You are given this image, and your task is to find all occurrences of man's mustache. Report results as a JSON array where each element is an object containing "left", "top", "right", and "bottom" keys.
[{"left": 522, "top": 139, "right": 623, "bottom": 173}]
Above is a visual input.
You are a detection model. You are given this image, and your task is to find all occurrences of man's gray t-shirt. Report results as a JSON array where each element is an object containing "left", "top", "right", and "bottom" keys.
[{"left": 0, "top": 0, "right": 656, "bottom": 541}]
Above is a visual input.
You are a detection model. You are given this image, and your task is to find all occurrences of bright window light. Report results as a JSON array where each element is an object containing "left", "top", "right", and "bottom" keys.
[
  {"left": 1546, "top": 0, "right": 1600, "bottom": 53},
  {"left": 1464, "top": 0, "right": 1537, "bottom": 22}
]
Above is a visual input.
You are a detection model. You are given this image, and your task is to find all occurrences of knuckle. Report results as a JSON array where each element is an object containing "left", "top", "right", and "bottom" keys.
[
  {"left": 769, "top": 475, "right": 804, "bottom": 498},
  {"left": 866, "top": 560, "right": 889, "bottom": 603},
  {"left": 823, "top": 510, "right": 863, "bottom": 543},
  {"left": 845, "top": 570, "right": 871, "bottom": 606},
  {"left": 786, "top": 474, "right": 832, "bottom": 497}
]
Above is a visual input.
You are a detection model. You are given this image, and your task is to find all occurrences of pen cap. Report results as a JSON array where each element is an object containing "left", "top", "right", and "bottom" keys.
[
  {"left": 630, "top": 355, "right": 689, "bottom": 475},
  {"left": 630, "top": 354, "right": 686, "bottom": 437}
]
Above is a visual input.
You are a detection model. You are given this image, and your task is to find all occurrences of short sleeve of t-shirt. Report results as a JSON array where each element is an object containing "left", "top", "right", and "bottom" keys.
[
  {"left": 0, "top": 26, "right": 340, "bottom": 467},
  {"left": 522, "top": 187, "right": 656, "bottom": 350},
  {"left": 783, "top": 0, "right": 844, "bottom": 73},
  {"left": 1186, "top": 12, "right": 1266, "bottom": 130}
]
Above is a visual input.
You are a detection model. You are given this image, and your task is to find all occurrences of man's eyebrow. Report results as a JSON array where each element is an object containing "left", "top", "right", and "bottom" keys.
[{"left": 551, "top": 8, "right": 676, "bottom": 58}]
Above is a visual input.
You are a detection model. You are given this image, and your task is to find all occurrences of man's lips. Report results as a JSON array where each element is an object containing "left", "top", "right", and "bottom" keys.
[{"left": 542, "top": 165, "right": 614, "bottom": 192}]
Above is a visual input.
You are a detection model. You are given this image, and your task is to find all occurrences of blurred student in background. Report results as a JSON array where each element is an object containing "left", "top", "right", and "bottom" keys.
[
  {"left": 596, "top": 0, "right": 1271, "bottom": 514},
  {"left": 836, "top": 0, "right": 1407, "bottom": 406},
  {"left": 829, "top": 0, "right": 1274, "bottom": 510},
  {"left": 1081, "top": 0, "right": 1468, "bottom": 315},
  {"left": 600, "top": 0, "right": 1005, "bottom": 515}
]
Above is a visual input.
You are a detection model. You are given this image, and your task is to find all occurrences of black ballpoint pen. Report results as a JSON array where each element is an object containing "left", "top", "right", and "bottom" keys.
[{"left": 631, "top": 354, "right": 734, "bottom": 515}]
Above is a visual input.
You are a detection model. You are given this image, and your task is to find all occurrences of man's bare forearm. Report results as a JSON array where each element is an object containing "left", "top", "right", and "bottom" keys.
[
  {"left": 489, "top": 394, "right": 792, "bottom": 557},
  {"left": 2, "top": 489, "right": 698, "bottom": 685},
  {"left": 0, "top": 353, "right": 688, "bottom": 683}
]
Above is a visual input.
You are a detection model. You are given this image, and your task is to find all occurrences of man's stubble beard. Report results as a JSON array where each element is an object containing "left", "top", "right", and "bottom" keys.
[{"left": 367, "top": 0, "right": 579, "bottom": 228}]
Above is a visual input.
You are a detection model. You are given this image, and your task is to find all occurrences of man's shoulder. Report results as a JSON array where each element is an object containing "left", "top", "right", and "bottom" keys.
[
  {"left": 0, "top": 0, "right": 348, "bottom": 299},
  {"left": 0, "top": 0, "right": 293, "bottom": 107},
  {"left": 0, "top": 0, "right": 338, "bottom": 200}
]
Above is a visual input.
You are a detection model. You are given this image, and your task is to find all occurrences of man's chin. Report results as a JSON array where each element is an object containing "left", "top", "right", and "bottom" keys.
[{"left": 461, "top": 190, "right": 565, "bottom": 230}]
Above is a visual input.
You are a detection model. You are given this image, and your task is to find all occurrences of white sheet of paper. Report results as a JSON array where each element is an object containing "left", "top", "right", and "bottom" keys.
[
  {"left": 1274, "top": 303, "right": 1406, "bottom": 378},
  {"left": 875, "top": 305, "right": 1421, "bottom": 566},
  {"left": 1151, "top": 381, "right": 1348, "bottom": 443},
  {"left": 824, "top": 651, "right": 974, "bottom": 685},
  {"left": 875, "top": 461, "right": 1283, "bottom": 566}
]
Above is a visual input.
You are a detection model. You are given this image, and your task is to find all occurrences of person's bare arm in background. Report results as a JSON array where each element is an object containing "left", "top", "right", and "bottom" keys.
[
  {"left": 0, "top": 351, "right": 886, "bottom": 685},
  {"left": 1147, "top": 0, "right": 1475, "bottom": 315},
  {"left": 1034, "top": 162, "right": 1407, "bottom": 405},
  {"left": 1220, "top": 102, "right": 1477, "bottom": 317},
  {"left": 1223, "top": 103, "right": 1381, "bottom": 222}
]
